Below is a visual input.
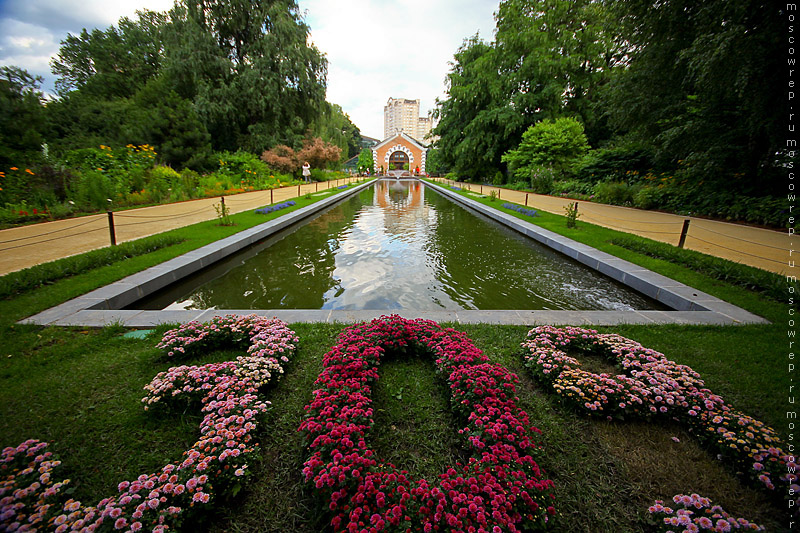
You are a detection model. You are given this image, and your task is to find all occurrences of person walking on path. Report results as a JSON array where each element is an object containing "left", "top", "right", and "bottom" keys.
[{"left": 302, "top": 161, "right": 311, "bottom": 183}]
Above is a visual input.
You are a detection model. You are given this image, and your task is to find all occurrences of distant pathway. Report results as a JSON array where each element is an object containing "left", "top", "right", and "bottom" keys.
[
  {"left": 0, "top": 178, "right": 359, "bottom": 276},
  {"left": 436, "top": 179, "right": 789, "bottom": 275}
]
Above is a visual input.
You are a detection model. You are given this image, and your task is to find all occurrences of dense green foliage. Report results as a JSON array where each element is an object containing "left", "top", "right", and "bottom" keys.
[
  {"left": 0, "top": 67, "right": 47, "bottom": 169},
  {"left": 432, "top": 0, "right": 789, "bottom": 226},
  {"left": 502, "top": 117, "right": 589, "bottom": 180},
  {"left": 357, "top": 148, "right": 375, "bottom": 174},
  {"left": 0, "top": 0, "right": 362, "bottom": 225}
]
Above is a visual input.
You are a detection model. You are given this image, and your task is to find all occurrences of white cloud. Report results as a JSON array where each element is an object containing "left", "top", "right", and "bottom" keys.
[
  {"left": 300, "top": 0, "right": 499, "bottom": 138},
  {"left": 0, "top": 18, "right": 60, "bottom": 87},
  {"left": 0, "top": 0, "right": 499, "bottom": 139}
]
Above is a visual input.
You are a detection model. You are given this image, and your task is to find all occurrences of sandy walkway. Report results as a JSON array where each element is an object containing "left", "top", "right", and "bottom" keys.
[{"left": 0, "top": 178, "right": 358, "bottom": 276}]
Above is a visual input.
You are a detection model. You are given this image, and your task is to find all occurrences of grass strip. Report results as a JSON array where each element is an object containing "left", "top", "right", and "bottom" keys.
[
  {"left": 0, "top": 234, "right": 185, "bottom": 299},
  {"left": 610, "top": 234, "right": 791, "bottom": 301}
]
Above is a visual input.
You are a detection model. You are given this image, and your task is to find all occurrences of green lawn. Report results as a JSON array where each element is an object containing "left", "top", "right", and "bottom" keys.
[{"left": 0, "top": 182, "right": 789, "bottom": 532}]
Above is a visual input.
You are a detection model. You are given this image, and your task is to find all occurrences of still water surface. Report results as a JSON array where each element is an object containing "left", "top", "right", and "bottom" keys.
[{"left": 137, "top": 180, "right": 663, "bottom": 311}]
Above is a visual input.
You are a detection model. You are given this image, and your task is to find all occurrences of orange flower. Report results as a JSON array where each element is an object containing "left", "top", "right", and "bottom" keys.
[
  {"left": 10, "top": 167, "right": 18, "bottom": 171},
  {"left": 25, "top": 169, "right": 34, "bottom": 175}
]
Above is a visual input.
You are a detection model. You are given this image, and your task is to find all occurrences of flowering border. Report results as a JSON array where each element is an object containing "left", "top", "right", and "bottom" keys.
[
  {"left": 300, "top": 315, "right": 556, "bottom": 532},
  {"left": 521, "top": 326, "right": 797, "bottom": 519},
  {"left": 648, "top": 493, "right": 765, "bottom": 532},
  {"left": 1, "top": 315, "right": 297, "bottom": 532},
  {"left": 501, "top": 203, "right": 538, "bottom": 218},
  {"left": 255, "top": 200, "right": 295, "bottom": 215}
]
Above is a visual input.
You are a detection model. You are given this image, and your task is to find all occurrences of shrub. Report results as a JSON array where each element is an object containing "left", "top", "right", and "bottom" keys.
[
  {"left": 147, "top": 165, "right": 181, "bottom": 202},
  {"left": 575, "top": 143, "right": 654, "bottom": 183},
  {"left": 551, "top": 179, "right": 594, "bottom": 197},
  {"left": 593, "top": 181, "right": 638, "bottom": 206},
  {"left": 72, "top": 169, "right": 117, "bottom": 210},
  {"left": 529, "top": 166, "right": 556, "bottom": 195},
  {"left": 502, "top": 117, "right": 590, "bottom": 181},
  {"left": 632, "top": 185, "right": 666, "bottom": 210}
]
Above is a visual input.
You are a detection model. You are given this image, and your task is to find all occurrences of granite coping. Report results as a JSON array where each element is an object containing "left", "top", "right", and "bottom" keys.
[{"left": 19, "top": 178, "right": 768, "bottom": 328}]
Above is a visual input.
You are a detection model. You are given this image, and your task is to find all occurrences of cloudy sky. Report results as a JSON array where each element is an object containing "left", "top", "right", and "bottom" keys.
[{"left": 0, "top": 0, "right": 499, "bottom": 139}]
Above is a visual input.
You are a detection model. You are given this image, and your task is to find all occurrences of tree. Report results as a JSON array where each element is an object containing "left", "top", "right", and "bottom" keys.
[
  {"left": 356, "top": 149, "right": 374, "bottom": 175},
  {"left": 311, "top": 102, "right": 361, "bottom": 161},
  {"left": 0, "top": 67, "right": 46, "bottom": 167},
  {"left": 51, "top": 10, "right": 167, "bottom": 99},
  {"left": 425, "top": 148, "right": 444, "bottom": 176},
  {"left": 433, "top": 0, "right": 621, "bottom": 180},
  {"left": 493, "top": 0, "right": 622, "bottom": 144},
  {"left": 297, "top": 137, "right": 341, "bottom": 171},
  {"left": 604, "top": 0, "right": 786, "bottom": 194},
  {"left": 261, "top": 144, "right": 299, "bottom": 174},
  {"left": 163, "top": 0, "right": 328, "bottom": 152},
  {"left": 128, "top": 76, "right": 213, "bottom": 170},
  {"left": 432, "top": 35, "right": 503, "bottom": 180},
  {"left": 502, "top": 117, "right": 589, "bottom": 180}
]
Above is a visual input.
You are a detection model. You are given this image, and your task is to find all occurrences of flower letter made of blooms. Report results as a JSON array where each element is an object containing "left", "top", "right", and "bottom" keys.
[
  {"left": 299, "top": 315, "right": 556, "bottom": 532},
  {"left": 521, "top": 325, "right": 795, "bottom": 528},
  {"left": 0, "top": 315, "right": 298, "bottom": 532}
]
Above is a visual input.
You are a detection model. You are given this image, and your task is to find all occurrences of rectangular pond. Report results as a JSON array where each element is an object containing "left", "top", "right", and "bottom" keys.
[{"left": 132, "top": 180, "right": 667, "bottom": 311}]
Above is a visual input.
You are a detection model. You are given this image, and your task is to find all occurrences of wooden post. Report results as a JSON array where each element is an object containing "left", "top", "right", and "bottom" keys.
[
  {"left": 107, "top": 210, "right": 116, "bottom": 246},
  {"left": 270, "top": 188, "right": 273, "bottom": 204},
  {"left": 298, "top": 184, "right": 301, "bottom": 196},
  {"left": 678, "top": 219, "right": 691, "bottom": 248},
  {"left": 525, "top": 193, "right": 529, "bottom": 207}
]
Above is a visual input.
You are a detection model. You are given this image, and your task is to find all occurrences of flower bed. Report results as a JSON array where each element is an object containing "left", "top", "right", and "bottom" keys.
[
  {"left": 1, "top": 315, "right": 297, "bottom": 532},
  {"left": 501, "top": 203, "right": 538, "bottom": 218},
  {"left": 521, "top": 326, "right": 796, "bottom": 521},
  {"left": 254, "top": 200, "right": 295, "bottom": 215},
  {"left": 648, "top": 493, "right": 765, "bottom": 532},
  {"left": 300, "top": 315, "right": 556, "bottom": 532}
]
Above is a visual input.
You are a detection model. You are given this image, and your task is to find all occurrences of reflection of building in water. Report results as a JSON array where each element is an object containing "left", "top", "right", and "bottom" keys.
[{"left": 374, "top": 180, "right": 430, "bottom": 237}]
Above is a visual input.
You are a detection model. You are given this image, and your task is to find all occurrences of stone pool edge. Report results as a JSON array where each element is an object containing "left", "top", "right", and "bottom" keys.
[{"left": 19, "top": 178, "right": 767, "bottom": 328}]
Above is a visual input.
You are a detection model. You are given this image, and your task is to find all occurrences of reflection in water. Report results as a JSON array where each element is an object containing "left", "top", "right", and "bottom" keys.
[{"left": 138, "top": 180, "right": 664, "bottom": 311}]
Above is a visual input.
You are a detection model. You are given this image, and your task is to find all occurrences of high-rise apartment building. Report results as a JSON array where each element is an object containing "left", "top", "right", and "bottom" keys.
[
  {"left": 384, "top": 98, "right": 420, "bottom": 139},
  {"left": 383, "top": 97, "right": 438, "bottom": 142}
]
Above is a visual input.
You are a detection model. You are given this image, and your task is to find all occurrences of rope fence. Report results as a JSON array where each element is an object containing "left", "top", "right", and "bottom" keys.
[{"left": 0, "top": 177, "right": 364, "bottom": 255}]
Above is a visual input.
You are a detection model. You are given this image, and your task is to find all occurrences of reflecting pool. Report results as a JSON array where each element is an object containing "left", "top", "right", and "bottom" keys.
[{"left": 135, "top": 180, "right": 665, "bottom": 311}]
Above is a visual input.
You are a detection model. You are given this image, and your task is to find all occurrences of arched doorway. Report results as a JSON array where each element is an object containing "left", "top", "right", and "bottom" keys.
[{"left": 389, "top": 150, "right": 409, "bottom": 170}]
